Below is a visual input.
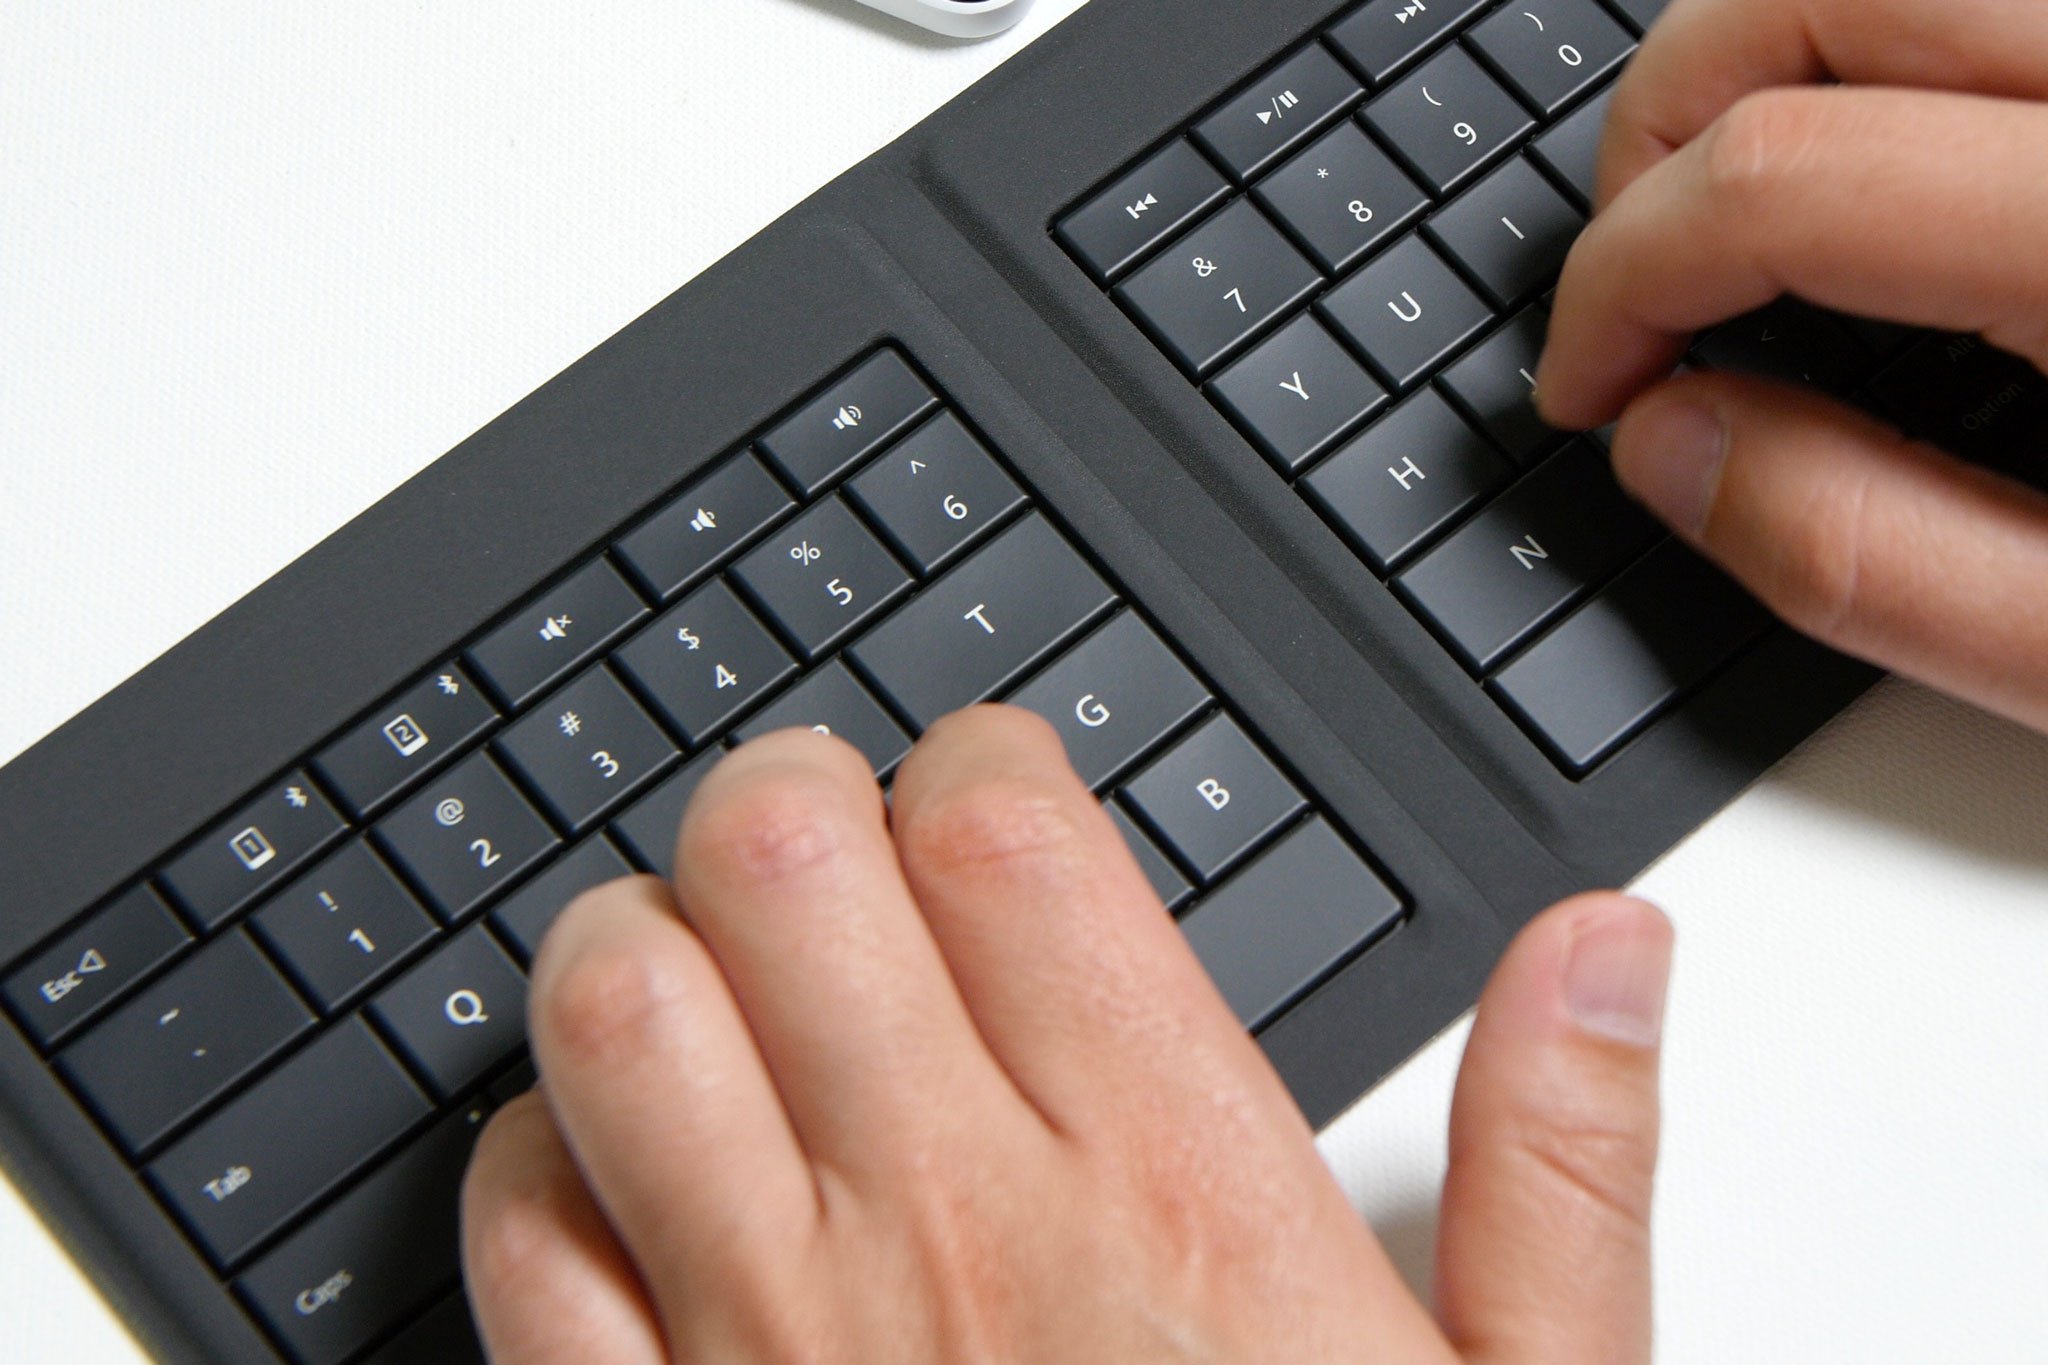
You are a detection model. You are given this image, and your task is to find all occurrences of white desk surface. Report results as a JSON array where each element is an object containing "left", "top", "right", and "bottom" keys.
[{"left": 3, "top": 3, "right": 2045, "bottom": 1361}]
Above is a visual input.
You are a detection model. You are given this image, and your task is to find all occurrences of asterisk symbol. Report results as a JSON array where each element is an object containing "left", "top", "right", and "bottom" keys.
[{"left": 1316, "top": 167, "right": 1330, "bottom": 179}]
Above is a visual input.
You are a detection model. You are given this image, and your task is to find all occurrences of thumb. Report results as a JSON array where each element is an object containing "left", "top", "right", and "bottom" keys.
[
  {"left": 1434, "top": 893, "right": 1673, "bottom": 1365},
  {"left": 1609, "top": 370, "right": 2048, "bottom": 734}
]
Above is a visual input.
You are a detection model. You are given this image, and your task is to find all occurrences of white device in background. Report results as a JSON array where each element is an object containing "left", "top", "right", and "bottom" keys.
[{"left": 852, "top": 0, "right": 1035, "bottom": 38}]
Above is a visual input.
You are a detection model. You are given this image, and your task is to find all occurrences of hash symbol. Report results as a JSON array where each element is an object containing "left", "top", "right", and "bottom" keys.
[{"left": 558, "top": 712, "right": 583, "bottom": 738}]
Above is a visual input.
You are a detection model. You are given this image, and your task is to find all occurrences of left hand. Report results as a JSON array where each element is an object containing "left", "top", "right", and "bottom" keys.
[{"left": 459, "top": 707, "right": 1674, "bottom": 1363}]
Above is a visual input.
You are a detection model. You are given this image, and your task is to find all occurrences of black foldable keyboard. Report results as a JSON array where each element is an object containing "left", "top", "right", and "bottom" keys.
[{"left": 5, "top": 1, "right": 2045, "bottom": 1360}]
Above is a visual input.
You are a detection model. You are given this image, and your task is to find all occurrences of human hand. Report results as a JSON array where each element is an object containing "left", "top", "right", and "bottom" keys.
[
  {"left": 460, "top": 709, "right": 1674, "bottom": 1363},
  {"left": 1537, "top": 0, "right": 2048, "bottom": 735}
]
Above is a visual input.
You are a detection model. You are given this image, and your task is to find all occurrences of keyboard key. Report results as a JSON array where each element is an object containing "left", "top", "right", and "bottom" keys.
[
  {"left": 852, "top": 515, "right": 1117, "bottom": 732},
  {"left": 495, "top": 668, "right": 678, "bottom": 832},
  {"left": 614, "top": 580, "right": 797, "bottom": 747},
  {"left": 1439, "top": 306, "right": 1567, "bottom": 464},
  {"left": 1209, "top": 314, "right": 1390, "bottom": 474},
  {"left": 1424, "top": 157, "right": 1585, "bottom": 307},
  {"left": 1871, "top": 333, "right": 2048, "bottom": 468},
  {"left": 1192, "top": 44, "right": 1365, "bottom": 181},
  {"left": 235, "top": 1104, "right": 488, "bottom": 1365},
  {"left": 1113, "top": 199, "right": 1322, "bottom": 376},
  {"left": 4, "top": 884, "right": 190, "bottom": 1050},
  {"left": 490, "top": 837, "right": 634, "bottom": 964},
  {"left": 1531, "top": 84, "right": 1616, "bottom": 207},
  {"left": 147, "top": 1020, "right": 430, "bottom": 1269},
  {"left": 1470, "top": 0, "right": 1635, "bottom": 117},
  {"left": 845, "top": 411, "right": 1027, "bottom": 574},
  {"left": 1252, "top": 120, "right": 1429, "bottom": 275},
  {"left": 1694, "top": 300, "right": 1874, "bottom": 399},
  {"left": 1364, "top": 46, "right": 1535, "bottom": 197},
  {"left": 359, "top": 1294, "right": 486, "bottom": 1365},
  {"left": 1108, "top": 804, "right": 1193, "bottom": 913},
  {"left": 1326, "top": 0, "right": 1493, "bottom": 87},
  {"left": 60, "top": 933, "right": 315, "bottom": 1155},
  {"left": 312, "top": 664, "right": 498, "bottom": 819},
  {"left": 1393, "top": 442, "right": 1662, "bottom": 672},
  {"left": 375, "top": 752, "right": 560, "bottom": 922},
  {"left": 758, "top": 349, "right": 939, "bottom": 497},
  {"left": 249, "top": 843, "right": 438, "bottom": 1014},
  {"left": 1301, "top": 387, "right": 1514, "bottom": 573},
  {"left": 1491, "top": 540, "right": 1772, "bottom": 773},
  {"left": 368, "top": 927, "right": 528, "bottom": 1101},
  {"left": 1180, "top": 819, "right": 1403, "bottom": 1031},
  {"left": 1318, "top": 234, "right": 1493, "bottom": 390},
  {"left": 1056, "top": 139, "right": 1233, "bottom": 283},
  {"left": 1603, "top": 0, "right": 1672, "bottom": 36},
  {"left": 731, "top": 497, "right": 914, "bottom": 659},
  {"left": 1006, "top": 612, "right": 1212, "bottom": 790},
  {"left": 465, "top": 558, "right": 649, "bottom": 709},
  {"left": 612, "top": 453, "right": 795, "bottom": 602},
  {"left": 735, "top": 660, "right": 913, "bottom": 777},
  {"left": 159, "top": 772, "right": 348, "bottom": 932},
  {"left": 1123, "top": 715, "right": 1306, "bottom": 883},
  {"left": 609, "top": 750, "right": 722, "bottom": 878}
]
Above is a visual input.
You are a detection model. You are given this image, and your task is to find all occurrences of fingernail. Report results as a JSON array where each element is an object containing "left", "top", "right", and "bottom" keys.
[
  {"left": 1618, "top": 402, "right": 1727, "bottom": 537},
  {"left": 1563, "top": 901, "right": 1673, "bottom": 1048}
]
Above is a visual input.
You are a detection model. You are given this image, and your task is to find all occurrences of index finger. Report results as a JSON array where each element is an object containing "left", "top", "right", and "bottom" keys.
[{"left": 1599, "top": 0, "right": 2048, "bottom": 209}]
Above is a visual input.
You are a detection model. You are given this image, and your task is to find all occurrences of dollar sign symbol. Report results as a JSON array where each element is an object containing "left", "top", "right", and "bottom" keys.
[{"left": 677, "top": 627, "right": 701, "bottom": 651}]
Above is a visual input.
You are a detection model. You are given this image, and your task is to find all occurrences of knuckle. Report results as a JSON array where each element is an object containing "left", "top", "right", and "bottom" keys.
[
  {"left": 1503, "top": 1108, "right": 1659, "bottom": 1238},
  {"left": 461, "top": 1104, "right": 565, "bottom": 1299},
  {"left": 898, "top": 771, "right": 1091, "bottom": 885},
  {"left": 684, "top": 764, "right": 859, "bottom": 887},
  {"left": 1762, "top": 463, "right": 1877, "bottom": 640},
  {"left": 533, "top": 932, "right": 684, "bottom": 1065},
  {"left": 1702, "top": 89, "right": 1829, "bottom": 216}
]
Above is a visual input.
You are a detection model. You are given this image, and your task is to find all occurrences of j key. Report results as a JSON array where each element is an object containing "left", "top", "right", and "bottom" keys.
[
  {"left": 1113, "top": 199, "right": 1322, "bottom": 376},
  {"left": 1364, "top": 46, "right": 1535, "bottom": 197},
  {"left": 1491, "top": 539, "right": 1772, "bottom": 773},
  {"left": 159, "top": 772, "right": 347, "bottom": 932},
  {"left": 1056, "top": 139, "right": 1232, "bottom": 284},
  {"left": 375, "top": 752, "right": 560, "bottom": 922},
  {"left": 846, "top": 411, "right": 1027, "bottom": 575},
  {"left": 147, "top": 1020, "right": 430, "bottom": 1269},
  {"left": 1424, "top": 157, "right": 1585, "bottom": 307},
  {"left": 59, "top": 932, "right": 314, "bottom": 1155},
  {"left": 1470, "top": 0, "right": 1635, "bottom": 117},
  {"left": 4, "top": 884, "right": 190, "bottom": 1050},
  {"left": 1605, "top": 0, "right": 1672, "bottom": 36},
  {"left": 313, "top": 664, "right": 498, "bottom": 818},
  {"left": 1123, "top": 715, "right": 1307, "bottom": 884},
  {"left": 1872, "top": 333, "right": 2048, "bottom": 468},
  {"left": 1108, "top": 804, "right": 1193, "bottom": 914},
  {"left": 731, "top": 496, "right": 914, "bottom": 659},
  {"left": 735, "top": 660, "right": 913, "bottom": 778},
  {"left": 609, "top": 750, "right": 721, "bottom": 879},
  {"left": 613, "top": 453, "right": 795, "bottom": 601},
  {"left": 1326, "top": 0, "right": 1493, "bottom": 87},
  {"left": 852, "top": 515, "right": 1117, "bottom": 733},
  {"left": 1180, "top": 819, "right": 1403, "bottom": 1031},
  {"left": 1394, "top": 442, "right": 1663, "bottom": 672},
  {"left": 250, "top": 842, "right": 438, "bottom": 1014},
  {"left": 368, "top": 926, "right": 529, "bottom": 1101},
  {"left": 491, "top": 837, "right": 634, "bottom": 963},
  {"left": 1694, "top": 300, "right": 1874, "bottom": 399},
  {"left": 1530, "top": 84, "right": 1616, "bottom": 207},
  {"left": 1318, "top": 234, "right": 1493, "bottom": 390},
  {"left": 360, "top": 1295, "right": 486, "bottom": 1365},
  {"left": 235, "top": 1104, "right": 489, "bottom": 1365},
  {"left": 465, "top": 558, "right": 650, "bottom": 709},
  {"left": 1209, "top": 314, "right": 1389, "bottom": 474},
  {"left": 1439, "top": 307, "right": 1567, "bottom": 464},
  {"left": 1253, "top": 121, "right": 1429, "bottom": 275},
  {"left": 1192, "top": 44, "right": 1364, "bottom": 181},
  {"left": 495, "top": 668, "right": 678, "bottom": 832},
  {"left": 758, "top": 349, "right": 939, "bottom": 497},
  {"left": 1006, "top": 612, "right": 1212, "bottom": 790},
  {"left": 1301, "top": 388, "right": 1514, "bottom": 573},
  {"left": 615, "top": 580, "right": 796, "bottom": 747}
]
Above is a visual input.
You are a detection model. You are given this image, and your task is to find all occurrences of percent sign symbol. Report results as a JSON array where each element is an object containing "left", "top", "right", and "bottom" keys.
[{"left": 790, "top": 541, "right": 823, "bottom": 565}]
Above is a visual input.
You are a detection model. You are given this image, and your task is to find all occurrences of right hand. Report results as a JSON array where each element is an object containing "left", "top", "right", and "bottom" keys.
[{"left": 1536, "top": 0, "right": 2048, "bottom": 735}]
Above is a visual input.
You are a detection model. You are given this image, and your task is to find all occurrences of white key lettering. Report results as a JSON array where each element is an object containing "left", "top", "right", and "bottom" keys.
[
  {"left": 1278, "top": 371, "right": 1312, "bottom": 402},
  {"left": 1388, "top": 456, "right": 1428, "bottom": 491},
  {"left": 1196, "top": 778, "right": 1231, "bottom": 811},
  {"left": 1509, "top": 535, "right": 1550, "bottom": 571}
]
